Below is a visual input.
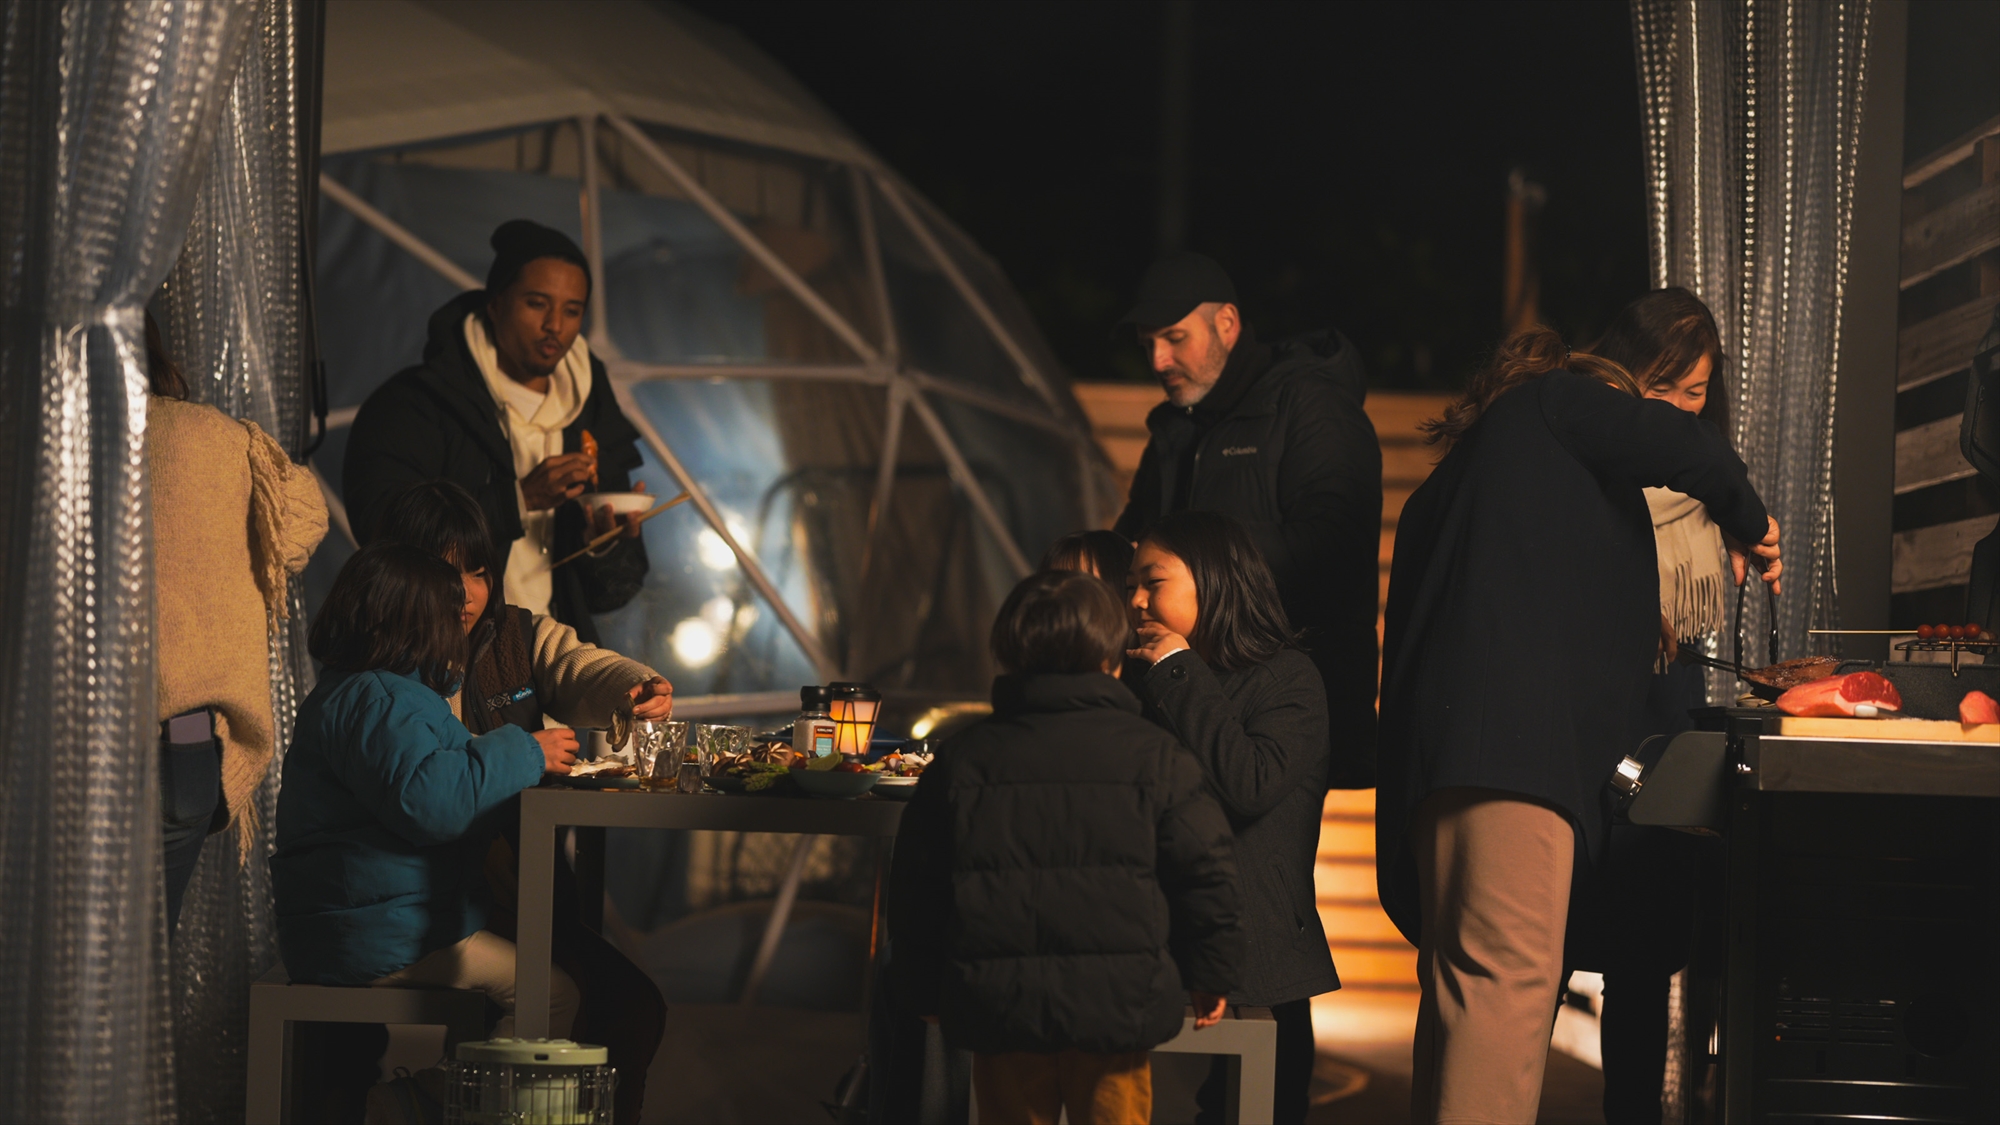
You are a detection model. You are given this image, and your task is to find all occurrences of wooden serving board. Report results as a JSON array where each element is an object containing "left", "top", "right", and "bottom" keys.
[{"left": 1777, "top": 716, "right": 2000, "bottom": 743}]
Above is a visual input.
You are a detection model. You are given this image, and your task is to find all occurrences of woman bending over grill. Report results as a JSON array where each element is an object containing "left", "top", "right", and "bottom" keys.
[{"left": 1378, "top": 327, "right": 1779, "bottom": 1124}]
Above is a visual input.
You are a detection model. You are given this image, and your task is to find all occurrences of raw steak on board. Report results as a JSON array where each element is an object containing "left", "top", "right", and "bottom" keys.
[{"left": 1775, "top": 671, "right": 1904, "bottom": 717}]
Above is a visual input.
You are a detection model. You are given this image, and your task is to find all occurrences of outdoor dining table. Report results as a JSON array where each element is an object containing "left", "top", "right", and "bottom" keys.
[
  {"left": 514, "top": 783, "right": 1279, "bottom": 1122},
  {"left": 513, "top": 785, "right": 908, "bottom": 1039}
]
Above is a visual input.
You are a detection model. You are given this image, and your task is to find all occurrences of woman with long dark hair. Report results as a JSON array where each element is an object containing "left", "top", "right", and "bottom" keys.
[
  {"left": 1380, "top": 326, "right": 1779, "bottom": 1123},
  {"left": 372, "top": 480, "right": 668, "bottom": 1123},
  {"left": 273, "top": 542, "right": 581, "bottom": 1036},
  {"left": 1125, "top": 510, "right": 1334, "bottom": 1125}
]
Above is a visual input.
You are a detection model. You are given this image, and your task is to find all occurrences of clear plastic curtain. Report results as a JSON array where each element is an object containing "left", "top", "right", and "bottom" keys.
[
  {"left": 1631, "top": 0, "right": 1874, "bottom": 672},
  {"left": 0, "top": 2, "right": 255, "bottom": 1120},
  {"left": 152, "top": 1, "right": 310, "bottom": 1118}
]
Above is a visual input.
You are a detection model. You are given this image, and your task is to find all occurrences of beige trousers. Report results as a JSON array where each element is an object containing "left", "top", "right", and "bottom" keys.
[
  {"left": 1409, "top": 787, "right": 1574, "bottom": 1125},
  {"left": 371, "top": 929, "right": 580, "bottom": 1040}
]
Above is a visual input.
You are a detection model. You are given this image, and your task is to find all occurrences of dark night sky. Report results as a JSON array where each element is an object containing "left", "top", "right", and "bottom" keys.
[{"left": 684, "top": 1, "right": 1651, "bottom": 390}]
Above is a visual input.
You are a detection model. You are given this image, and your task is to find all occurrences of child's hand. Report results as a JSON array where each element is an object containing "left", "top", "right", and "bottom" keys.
[
  {"left": 629, "top": 676, "right": 674, "bottom": 720},
  {"left": 1190, "top": 991, "right": 1227, "bottom": 1029},
  {"left": 1128, "top": 621, "right": 1192, "bottom": 666},
  {"left": 534, "top": 727, "right": 579, "bottom": 775}
]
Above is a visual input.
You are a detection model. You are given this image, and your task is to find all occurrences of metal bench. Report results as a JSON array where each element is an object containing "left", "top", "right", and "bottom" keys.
[{"left": 244, "top": 964, "right": 487, "bottom": 1124}]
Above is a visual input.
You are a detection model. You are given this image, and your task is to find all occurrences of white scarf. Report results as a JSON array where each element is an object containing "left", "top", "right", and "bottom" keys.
[
  {"left": 1646, "top": 486, "right": 1729, "bottom": 643},
  {"left": 463, "top": 313, "right": 593, "bottom": 616}
]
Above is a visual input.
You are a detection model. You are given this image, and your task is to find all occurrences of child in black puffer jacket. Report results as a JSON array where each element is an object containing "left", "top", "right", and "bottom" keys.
[{"left": 889, "top": 569, "right": 1243, "bottom": 1125}]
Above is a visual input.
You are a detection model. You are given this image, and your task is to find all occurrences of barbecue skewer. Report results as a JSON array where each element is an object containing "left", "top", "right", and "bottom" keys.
[
  {"left": 552, "top": 492, "right": 691, "bottom": 568},
  {"left": 1807, "top": 629, "right": 1925, "bottom": 635}
]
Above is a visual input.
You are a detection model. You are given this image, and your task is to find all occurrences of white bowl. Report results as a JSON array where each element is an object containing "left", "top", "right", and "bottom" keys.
[{"left": 579, "top": 492, "right": 654, "bottom": 515}]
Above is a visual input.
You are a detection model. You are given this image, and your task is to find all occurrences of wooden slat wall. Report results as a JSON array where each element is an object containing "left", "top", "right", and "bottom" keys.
[
  {"left": 1892, "top": 114, "right": 2000, "bottom": 626},
  {"left": 1072, "top": 382, "right": 1452, "bottom": 991}
]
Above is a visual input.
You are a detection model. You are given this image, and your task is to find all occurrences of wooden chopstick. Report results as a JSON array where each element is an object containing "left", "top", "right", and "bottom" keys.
[{"left": 552, "top": 492, "right": 691, "bottom": 568}]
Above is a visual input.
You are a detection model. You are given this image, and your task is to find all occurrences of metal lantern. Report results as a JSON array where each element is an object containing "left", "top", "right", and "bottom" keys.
[
  {"left": 827, "top": 682, "right": 882, "bottom": 757},
  {"left": 444, "top": 1038, "right": 616, "bottom": 1125}
]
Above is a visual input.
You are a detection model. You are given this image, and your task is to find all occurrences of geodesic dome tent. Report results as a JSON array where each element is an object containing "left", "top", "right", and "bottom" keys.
[{"left": 309, "top": 0, "right": 1119, "bottom": 712}]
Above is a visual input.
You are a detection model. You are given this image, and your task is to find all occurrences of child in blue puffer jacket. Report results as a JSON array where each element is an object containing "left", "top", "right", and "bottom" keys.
[{"left": 272, "top": 541, "right": 580, "bottom": 1036}]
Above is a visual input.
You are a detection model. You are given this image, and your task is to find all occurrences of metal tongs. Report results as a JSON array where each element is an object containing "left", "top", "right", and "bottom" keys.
[{"left": 1669, "top": 560, "right": 1782, "bottom": 700}]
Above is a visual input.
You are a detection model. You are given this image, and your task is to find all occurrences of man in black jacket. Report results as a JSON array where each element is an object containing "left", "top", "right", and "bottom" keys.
[
  {"left": 344, "top": 220, "right": 647, "bottom": 645},
  {"left": 1112, "top": 254, "right": 1383, "bottom": 784}
]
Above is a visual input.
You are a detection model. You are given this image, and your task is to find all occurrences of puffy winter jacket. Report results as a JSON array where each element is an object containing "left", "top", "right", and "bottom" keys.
[
  {"left": 1114, "top": 326, "right": 1382, "bottom": 786},
  {"left": 1134, "top": 647, "right": 1339, "bottom": 1006},
  {"left": 343, "top": 290, "right": 647, "bottom": 645},
  {"left": 888, "top": 672, "right": 1243, "bottom": 1054},
  {"left": 272, "top": 668, "right": 543, "bottom": 985}
]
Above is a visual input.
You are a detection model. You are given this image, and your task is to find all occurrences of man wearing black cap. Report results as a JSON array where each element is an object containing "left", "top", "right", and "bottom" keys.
[
  {"left": 344, "top": 219, "right": 648, "bottom": 642},
  {"left": 1113, "top": 253, "right": 1382, "bottom": 785}
]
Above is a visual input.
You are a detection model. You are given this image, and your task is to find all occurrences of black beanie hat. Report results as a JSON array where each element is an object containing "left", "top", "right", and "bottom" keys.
[{"left": 485, "top": 219, "right": 591, "bottom": 297}]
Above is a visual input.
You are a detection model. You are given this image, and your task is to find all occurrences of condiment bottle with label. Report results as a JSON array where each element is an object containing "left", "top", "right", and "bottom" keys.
[{"left": 793, "top": 686, "right": 837, "bottom": 759}]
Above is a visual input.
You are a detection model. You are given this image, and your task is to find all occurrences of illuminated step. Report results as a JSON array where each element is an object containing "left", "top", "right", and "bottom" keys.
[
  {"left": 1318, "top": 903, "right": 1408, "bottom": 944},
  {"left": 1313, "top": 861, "right": 1378, "bottom": 900},
  {"left": 1325, "top": 944, "right": 1419, "bottom": 986},
  {"left": 1315, "top": 820, "right": 1376, "bottom": 860}
]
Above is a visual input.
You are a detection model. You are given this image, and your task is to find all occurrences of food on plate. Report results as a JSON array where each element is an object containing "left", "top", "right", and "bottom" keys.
[
  {"left": 1776, "top": 671, "right": 1904, "bottom": 717},
  {"left": 566, "top": 759, "right": 634, "bottom": 779},
  {"left": 868, "top": 751, "right": 929, "bottom": 778},
  {"left": 717, "top": 760, "right": 790, "bottom": 791},
  {"left": 1960, "top": 690, "right": 2000, "bottom": 725},
  {"left": 1743, "top": 656, "right": 1843, "bottom": 691},
  {"left": 580, "top": 429, "right": 599, "bottom": 489}
]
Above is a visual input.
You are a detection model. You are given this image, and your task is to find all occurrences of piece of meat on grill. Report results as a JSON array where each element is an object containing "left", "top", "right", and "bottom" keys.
[
  {"left": 1776, "top": 671, "right": 1904, "bottom": 717},
  {"left": 1743, "top": 656, "right": 1844, "bottom": 690},
  {"left": 1960, "top": 690, "right": 2000, "bottom": 725}
]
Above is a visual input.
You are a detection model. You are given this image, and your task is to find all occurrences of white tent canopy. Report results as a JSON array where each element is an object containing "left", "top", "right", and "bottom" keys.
[
  {"left": 323, "top": 0, "right": 870, "bottom": 165},
  {"left": 314, "top": 0, "right": 1115, "bottom": 710}
]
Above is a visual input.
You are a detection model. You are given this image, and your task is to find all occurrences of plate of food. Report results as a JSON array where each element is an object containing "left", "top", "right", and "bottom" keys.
[
  {"left": 563, "top": 773, "right": 642, "bottom": 790},
  {"left": 578, "top": 491, "right": 654, "bottom": 515},
  {"left": 710, "top": 759, "right": 792, "bottom": 794},
  {"left": 790, "top": 766, "right": 879, "bottom": 798},
  {"left": 872, "top": 776, "right": 919, "bottom": 799},
  {"left": 562, "top": 759, "right": 641, "bottom": 789}
]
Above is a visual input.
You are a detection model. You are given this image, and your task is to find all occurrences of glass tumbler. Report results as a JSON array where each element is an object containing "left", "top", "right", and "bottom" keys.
[
  {"left": 693, "top": 724, "right": 751, "bottom": 775},
  {"left": 634, "top": 720, "right": 687, "bottom": 789}
]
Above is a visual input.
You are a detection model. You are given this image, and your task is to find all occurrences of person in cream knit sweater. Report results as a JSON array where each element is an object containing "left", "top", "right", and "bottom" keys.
[{"left": 145, "top": 312, "right": 328, "bottom": 926}]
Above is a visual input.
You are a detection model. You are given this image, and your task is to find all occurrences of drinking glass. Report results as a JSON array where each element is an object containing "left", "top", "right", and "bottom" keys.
[
  {"left": 693, "top": 724, "right": 751, "bottom": 775},
  {"left": 634, "top": 720, "right": 687, "bottom": 789}
]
